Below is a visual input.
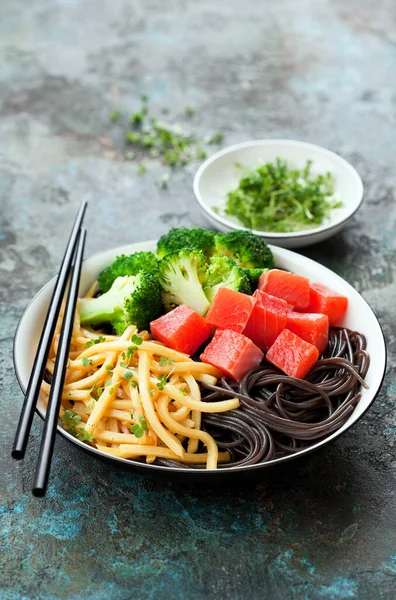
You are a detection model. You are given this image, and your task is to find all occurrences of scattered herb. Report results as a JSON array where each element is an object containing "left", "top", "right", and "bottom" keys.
[
  {"left": 122, "top": 371, "right": 134, "bottom": 380},
  {"left": 78, "top": 429, "right": 94, "bottom": 443},
  {"left": 120, "top": 361, "right": 129, "bottom": 369},
  {"left": 157, "top": 174, "right": 169, "bottom": 189},
  {"left": 130, "top": 380, "right": 138, "bottom": 388},
  {"left": 109, "top": 387, "right": 115, "bottom": 395},
  {"left": 105, "top": 379, "right": 113, "bottom": 387},
  {"left": 130, "top": 416, "right": 149, "bottom": 438},
  {"left": 105, "top": 364, "right": 113, "bottom": 371},
  {"left": 121, "top": 352, "right": 126, "bottom": 360},
  {"left": 91, "top": 385, "right": 104, "bottom": 400},
  {"left": 207, "top": 132, "right": 224, "bottom": 144},
  {"left": 156, "top": 374, "right": 168, "bottom": 391},
  {"left": 179, "top": 388, "right": 188, "bottom": 396},
  {"left": 159, "top": 356, "right": 174, "bottom": 367},
  {"left": 148, "top": 389, "right": 154, "bottom": 397},
  {"left": 131, "top": 334, "right": 143, "bottom": 346},
  {"left": 110, "top": 110, "right": 120, "bottom": 122},
  {"left": 61, "top": 410, "right": 94, "bottom": 442},
  {"left": 85, "top": 336, "right": 106, "bottom": 348},
  {"left": 137, "top": 163, "right": 147, "bottom": 175},
  {"left": 82, "top": 357, "right": 94, "bottom": 367},
  {"left": 111, "top": 100, "right": 224, "bottom": 184},
  {"left": 222, "top": 158, "right": 339, "bottom": 233}
]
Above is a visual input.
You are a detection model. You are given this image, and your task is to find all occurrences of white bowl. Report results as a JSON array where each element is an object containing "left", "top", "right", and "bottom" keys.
[
  {"left": 13, "top": 241, "right": 386, "bottom": 478},
  {"left": 193, "top": 139, "right": 364, "bottom": 249}
]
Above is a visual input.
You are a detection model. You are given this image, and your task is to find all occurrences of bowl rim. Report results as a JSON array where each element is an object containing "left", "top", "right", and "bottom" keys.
[
  {"left": 13, "top": 241, "right": 386, "bottom": 475},
  {"left": 193, "top": 138, "right": 364, "bottom": 239}
]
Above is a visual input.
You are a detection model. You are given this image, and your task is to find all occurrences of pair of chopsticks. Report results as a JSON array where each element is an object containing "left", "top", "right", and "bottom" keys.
[{"left": 12, "top": 201, "right": 88, "bottom": 497}]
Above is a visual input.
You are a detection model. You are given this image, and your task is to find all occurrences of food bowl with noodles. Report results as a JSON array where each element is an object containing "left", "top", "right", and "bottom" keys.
[{"left": 13, "top": 232, "right": 386, "bottom": 481}]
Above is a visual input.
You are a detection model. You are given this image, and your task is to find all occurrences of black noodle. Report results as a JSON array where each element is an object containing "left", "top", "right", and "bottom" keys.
[{"left": 155, "top": 328, "right": 370, "bottom": 469}]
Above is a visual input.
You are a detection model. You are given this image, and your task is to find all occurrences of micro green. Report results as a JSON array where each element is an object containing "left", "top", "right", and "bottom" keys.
[
  {"left": 122, "top": 371, "right": 134, "bottom": 381},
  {"left": 130, "top": 416, "right": 148, "bottom": 438},
  {"left": 82, "top": 357, "right": 94, "bottom": 367},
  {"left": 61, "top": 410, "right": 94, "bottom": 442},
  {"left": 85, "top": 336, "right": 106, "bottom": 348},
  {"left": 111, "top": 99, "right": 224, "bottom": 182},
  {"left": 156, "top": 374, "right": 168, "bottom": 391},
  {"left": 222, "top": 158, "right": 340, "bottom": 233},
  {"left": 159, "top": 356, "right": 174, "bottom": 367}
]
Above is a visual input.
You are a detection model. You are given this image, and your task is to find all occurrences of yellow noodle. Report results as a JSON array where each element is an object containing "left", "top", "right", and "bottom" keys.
[
  {"left": 137, "top": 350, "right": 184, "bottom": 458},
  {"left": 98, "top": 444, "right": 230, "bottom": 464},
  {"left": 185, "top": 374, "right": 201, "bottom": 454},
  {"left": 157, "top": 395, "right": 218, "bottom": 469},
  {"left": 163, "top": 382, "right": 240, "bottom": 413}
]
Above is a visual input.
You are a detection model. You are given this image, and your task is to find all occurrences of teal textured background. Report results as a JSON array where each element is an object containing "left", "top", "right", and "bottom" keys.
[{"left": 1, "top": 1, "right": 396, "bottom": 598}]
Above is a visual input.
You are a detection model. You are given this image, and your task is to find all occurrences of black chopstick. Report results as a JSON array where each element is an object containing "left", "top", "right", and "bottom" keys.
[
  {"left": 12, "top": 201, "right": 87, "bottom": 460},
  {"left": 32, "top": 228, "right": 87, "bottom": 497}
]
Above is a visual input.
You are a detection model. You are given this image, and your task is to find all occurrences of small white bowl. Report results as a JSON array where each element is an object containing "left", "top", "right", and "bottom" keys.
[
  {"left": 193, "top": 139, "right": 364, "bottom": 249},
  {"left": 13, "top": 241, "right": 386, "bottom": 478}
]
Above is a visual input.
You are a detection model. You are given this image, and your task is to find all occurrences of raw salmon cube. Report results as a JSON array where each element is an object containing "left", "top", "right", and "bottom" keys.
[
  {"left": 286, "top": 312, "right": 329, "bottom": 355},
  {"left": 243, "top": 290, "right": 288, "bottom": 350},
  {"left": 266, "top": 329, "right": 319, "bottom": 379},
  {"left": 258, "top": 269, "right": 310, "bottom": 310},
  {"left": 200, "top": 328, "right": 264, "bottom": 381},
  {"left": 205, "top": 287, "right": 256, "bottom": 333},
  {"left": 150, "top": 305, "right": 213, "bottom": 356},
  {"left": 305, "top": 283, "right": 348, "bottom": 326}
]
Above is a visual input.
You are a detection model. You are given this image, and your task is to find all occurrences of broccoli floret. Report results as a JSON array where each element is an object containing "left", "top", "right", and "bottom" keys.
[
  {"left": 79, "top": 274, "right": 162, "bottom": 334},
  {"left": 98, "top": 252, "right": 158, "bottom": 293},
  {"left": 157, "top": 227, "right": 215, "bottom": 259},
  {"left": 203, "top": 256, "right": 251, "bottom": 303},
  {"left": 215, "top": 230, "right": 275, "bottom": 269},
  {"left": 244, "top": 267, "right": 266, "bottom": 290},
  {"left": 158, "top": 249, "right": 210, "bottom": 315}
]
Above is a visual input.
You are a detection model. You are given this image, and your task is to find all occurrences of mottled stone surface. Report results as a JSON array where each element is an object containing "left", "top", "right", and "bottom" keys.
[{"left": 1, "top": 0, "right": 396, "bottom": 598}]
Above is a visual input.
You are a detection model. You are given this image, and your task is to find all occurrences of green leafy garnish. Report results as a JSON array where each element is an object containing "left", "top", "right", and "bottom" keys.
[
  {"left": 130, "top": 416, "right": 148, "bottom": 438},
  {"left": 127, "top": 345, "right": 138, "bottom": 357},
  {"left": 156, "top": 374, "right": 168, "bottom": 391},
  {"left": 122, "top": 371, "right": 134, "bottom": 381},
  {"left": 185, "top": 106, "right": 195, "bottom": 117},
  {"left": 207, "top": 132, "right": 224, "bottom": 144},
  {"left": 90, "top": 385, "right": 103, "bottom": 400},
  {"left": 85, "top": 336, "right": 106, "bottom": 348},
  {"left": 131, "top": 334, "right": 143, "bottom": 346},
  {"left": 137, "top": 163, "right": 147, "bottom": 175},
  {"left": 179, "top": 388, "right": 188, "bottom": 396},
  {"left": 222, "top": 158, "right": 340, "bottom": 233},
  {"left": 109, "top": 387, "right": 115, "bottom": 395},
  {"left": 105, "top": 379, "right": 113, "bottom": 387},
  {"left": 110, "top": 110, "right": 120, "bottom": 122},
  {"left": 159, "top": 356, "right": 175, "bottom": 367},
  {"left": 61, "top": 410, "right": 94, "bottom": 442},
  {"left": 82, "top": 357, "right": 94, "bottom": 367},
  {"left": 105, "top": 364, "right": 113, "bottom": 371},
  {"left": 111, "top": 100, "right": 224, "bottom": 182}
]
